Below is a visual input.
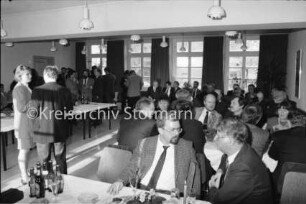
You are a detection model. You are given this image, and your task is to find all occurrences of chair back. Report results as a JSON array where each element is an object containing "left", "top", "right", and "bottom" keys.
[
  {"left": 280, "top": 172, "right": 306, "bottom": 204},
  {"left": 277, "top": 162, "right": 306, "bottom": 193},
  {"left": 97, "top": 145, "right": 132, "bottom": 183}
]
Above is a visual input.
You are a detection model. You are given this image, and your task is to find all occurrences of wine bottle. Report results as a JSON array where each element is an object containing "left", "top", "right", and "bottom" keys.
[
  {"left": 29, "top": 167, "right": 36, "bottom": 198},
  {"left": 42, "top": 162, "right": 49, "bottom": 191},
  {"left": 55, "top": 165, "right": 64, "bottom": 194},
  {"left": 35, "top": 166, "right": 45, "bottom": 198}
]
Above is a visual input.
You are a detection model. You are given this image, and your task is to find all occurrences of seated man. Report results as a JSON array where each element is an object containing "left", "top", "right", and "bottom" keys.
[
  {"left": 117, "top": 97, "right": 158, "bottom": 151},
  {"left": 108, "top": 112, "right": 201, "bottom": 196},
  {"left": 208, "top": 118, "right": 272, "bottom": 204}
]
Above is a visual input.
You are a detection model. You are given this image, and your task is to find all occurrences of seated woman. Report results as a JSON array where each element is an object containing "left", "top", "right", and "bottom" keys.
[{"left": 265, "top": 101, "right": 294, "bottom": 133}]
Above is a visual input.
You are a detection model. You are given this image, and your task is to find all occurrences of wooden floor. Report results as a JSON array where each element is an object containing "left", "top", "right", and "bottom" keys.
[{"left": 1, "top": 118, "right": 120, "bottom": 192}]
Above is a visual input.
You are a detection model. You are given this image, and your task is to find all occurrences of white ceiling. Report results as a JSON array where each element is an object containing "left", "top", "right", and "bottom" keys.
[{"left": 1, "top": 0, "right": 295, "bottom": 15}]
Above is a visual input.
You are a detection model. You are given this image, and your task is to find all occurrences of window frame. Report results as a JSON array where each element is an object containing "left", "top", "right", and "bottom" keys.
[{"left": 86, "top": 40, "right": 107, "bottom": 75}]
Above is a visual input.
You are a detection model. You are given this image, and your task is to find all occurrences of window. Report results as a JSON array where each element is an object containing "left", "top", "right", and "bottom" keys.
[
  {"left": 127, "top": 40, "right": 152, "bottom": 89},
  {"left": 224, "top": 36, "right": 260, "bottom": 92},
  {"left": 87, "top": 41, "right": 107, "bottom": 75},
  {"left": 172, "top": 37, "right": 203, "bottom": 88}
]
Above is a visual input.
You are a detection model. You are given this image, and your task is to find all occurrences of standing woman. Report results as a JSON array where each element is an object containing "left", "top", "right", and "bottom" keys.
[{"left": 13, "top": 64, "right": 34, "bottom": 184}]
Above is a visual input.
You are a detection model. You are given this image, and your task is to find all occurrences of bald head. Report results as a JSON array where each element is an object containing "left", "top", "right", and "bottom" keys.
[{"left": 204, "top": 93, "right": 217, "bottom": 111}]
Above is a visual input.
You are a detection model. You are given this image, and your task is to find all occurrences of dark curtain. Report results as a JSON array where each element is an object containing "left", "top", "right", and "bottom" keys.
[
  {"left": 107, "top": 40, "right": 124, "bottom": 92},
  {"left": 75, "top": 42, "right": 86, "bottom": 80},
  {"left": 257, "top": 34, "right": 288, "bottom": 97},
  {"left": 151, "top": 38, "right": 170, "bottom": 87},
  {"left": 202, "top": 36, "right": 224, "bottom": 91}
]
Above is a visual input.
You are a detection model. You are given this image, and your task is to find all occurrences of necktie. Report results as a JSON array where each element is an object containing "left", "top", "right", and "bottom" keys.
[
  {"left": 147, "top": 146, "right": 169, "bottom": 190},
  {"left": 220, "top": 154, "right": 229, "bottom": 187},
  {"left": 203, "top": 111, "right": 209, "bottom": 129},
  {"left": 193, "top": 89, "right": 197, "bottom": 98}
]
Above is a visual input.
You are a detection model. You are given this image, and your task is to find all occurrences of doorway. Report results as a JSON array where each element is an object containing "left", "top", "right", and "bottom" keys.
[{"left": 33, "top": 56, "right": 55, "bottom": 76}]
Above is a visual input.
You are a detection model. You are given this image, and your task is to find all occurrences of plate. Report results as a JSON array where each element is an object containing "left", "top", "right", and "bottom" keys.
[{"left": 77, "top": 192, "right": 99, "bottom": 204}]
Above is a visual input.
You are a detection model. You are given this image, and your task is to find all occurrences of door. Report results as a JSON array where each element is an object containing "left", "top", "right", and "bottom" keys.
[{"left": 33, "top": 56, "right": 55, "bottom": 76}]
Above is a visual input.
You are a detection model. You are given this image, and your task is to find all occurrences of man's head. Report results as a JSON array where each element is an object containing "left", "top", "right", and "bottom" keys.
[
  {"left": 130, "top": 70, "right": 136, "bottom": 75},
  {"left": 215, "top": 89, "right": 223, "bottom": 101},
  {"left": 153, "top": 80, "right": 159, "bottom": 88},
  {"left": 135, "top": 97, "right": 155, "bottom": 119},
  {"left": 0, "top": 84, "right": 4, "bottom": 92},
  {"left": 229, "top": 96, "right": 246, "bottom": 116},
  {"left": 104, "top": 67, "right": 110, "bottom": 75},
  {"left": 256, "top": 91, "right": 264, "bottom": 102},
  {"left": 193, "top": 81, "right": 199, "bottom": 89},
  {"left": 158, "top": 98, "right": 170, "bottom": 112},
  {"left": 175, "top": 89, "right": 192, "bottom": 102},
  {"left": 241, "top": 104, "right": 263, "bottom": 125},
  {"left": 214, "top": 118, "right": 248, "bottom": 154},
  {"left": 166, "top": 81, "right": 171, "bottom": 88},
  {"left": 204, "top": 93, "right": 217, "bottom": 111},
  {"left": 233, "top": 83, "right": 240, "bottom": 90},
  {"left": 83, "top": 70, "right": 89, "bottom": 78},
  {"left": 272, "top": 88, "right": 287, "bottom": 104},
  {"left": 157, "top": 112, "right": 182, "bottom": 145},
  {"left": 43, "top": 66, "right": 59, "bottom": 83},
  {"left": 94, "top": 69, "right": 102, "bottom": 78},
  {"left": 173, "top": 81, "right": 179, "bottom": 88},
  {"left": 248, "top": 84, "right": 255, "bottom": 94},
  {"left": 206, "top": 82, "right": 215, "bottom": 93}
]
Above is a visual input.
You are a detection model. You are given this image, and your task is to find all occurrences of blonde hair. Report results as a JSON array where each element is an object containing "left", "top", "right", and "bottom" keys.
[{"left": 14, "top": 64, "right": 31, "bottom": 82}]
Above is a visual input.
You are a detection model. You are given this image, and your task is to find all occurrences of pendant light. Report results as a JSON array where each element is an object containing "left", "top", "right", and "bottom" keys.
[
  {"left": 79, "top": 0, "right": 94, "bottom": 30},
  {"left": 50, "top": 41, "right": 57, "bottom": 52},
  {"left": 81, "top": 45, "right": 86, "bottom": 55},
  {"left": 207, "top": 0, "right": 226, "bottom": 20},
  {"left": 160, "top": 36, "right": 168, "bottom": 48},
  {"left": 1, "top": 19, "right": 7, "bottom": 38},
  {"left": 179, "top": 34, "right": 186, "bottom": 52}
]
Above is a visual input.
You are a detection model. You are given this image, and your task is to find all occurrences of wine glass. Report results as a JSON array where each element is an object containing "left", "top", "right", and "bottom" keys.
[
  {"left": 187, "top": 188, "right": 196, "bottom": 204},
  {"left": 129, "top": 177, "right": 137, "bottom": 199},
  {"left": 50, "top": 179, "right": 59, "bottom": 202}
]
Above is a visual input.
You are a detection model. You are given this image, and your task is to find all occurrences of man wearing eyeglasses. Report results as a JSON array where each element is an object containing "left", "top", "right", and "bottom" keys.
[{"left": 108, "top": 112, "right": 201, "bottom": 197}]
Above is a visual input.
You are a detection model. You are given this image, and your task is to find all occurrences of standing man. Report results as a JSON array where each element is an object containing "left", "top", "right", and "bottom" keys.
[
  {"left": 147, "top": 80, "right": 163, "bottom": 107},
  {"left": 172, "top": 81, "right": 181, "bottom": 101},
  {"left": 191, "top": 81, "right": 202, "bottom": 107},
  {"left": 194, "top": 93, "right": 222, "bottom": 131},
  {"left": 92, "top": 69, "right": 104, "bottom": 102},
  {"left": 80, "top": 69, "right": 94, "bottom": 102},
  {"left": 162, "top": 81, "right": 175, "bottom": 103},
  {"left": 208, "top": 118, "right": 272, "bottom": 204},
  {"left": 30, "top": 66, "right": 73, "bottom": 174},
  {"left": 103, "top": 67, "right": 117, "bottom": 103},
  {"left": 126, "top": 70, "right": 143, "bottom": 111}
]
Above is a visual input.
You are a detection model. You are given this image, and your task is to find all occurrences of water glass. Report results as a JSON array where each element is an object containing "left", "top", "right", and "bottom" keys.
[{"left": 187, "top": 188, "right": 196, "bottom": 204}]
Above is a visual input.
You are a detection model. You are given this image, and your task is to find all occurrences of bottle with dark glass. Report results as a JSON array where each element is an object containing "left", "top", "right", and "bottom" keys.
[
  {"left": 55, "top": 165, "right": 64, "bottom": 194},
  {"left": 81, "top": 95, "right": 85, "bottom": 104},
  {"left": 42, "top": 162, "right": 49, "bottom": 191},
  {"left": 35, "top": 165, "right": 45, "bottom": 198},
  {"left": 28, "top": 167, "right": 36, "bottom": 198},
  {"left": 35, "top": 162, "right": 41, "bottom": 174},
  {"left": 46, "top": 160, "right": 54, "bottom": 192}
]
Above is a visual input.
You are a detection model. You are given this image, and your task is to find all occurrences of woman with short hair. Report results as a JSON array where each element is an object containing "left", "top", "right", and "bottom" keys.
[{"left": 13, "top": 64, "right": 34, "bottom": 184}]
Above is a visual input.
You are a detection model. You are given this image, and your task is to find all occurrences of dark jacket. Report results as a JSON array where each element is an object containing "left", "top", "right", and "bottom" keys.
[
  {"left": 147, "top": 86, "right": 163, "bottom": 102},
  {"left": 102, "top": 73, "right": 116, "bottom": 103},
  {"left": 92, "top": 76, "right": 104, "bottom": 102},
  {"left": 209, "top": 144, "right": 273, "bottom": 204},
  {"left": 30, "top": 82, "right": 73, "bottom": 144},
  {"left": 162, "top": 87, "right": 176, "bottom": 103}
]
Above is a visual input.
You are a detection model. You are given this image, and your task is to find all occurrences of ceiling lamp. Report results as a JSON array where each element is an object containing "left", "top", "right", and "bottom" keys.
[
  {"left": 225, "top": 31, "right": 238, "bottom": 38},
  {"left": 235, "top": 32, "right": 243, "bottom": 44},
  {"left": 130, "top": 35, "right": 141, "bottom": 42},
  {"left": 207, "top": 0, "right": 226, "bottom": 20},
  {"left": 59, "top": 39, "right": 68, "bottom": 46},
  {"left": 79, "top": 0, "right": 94, "bottom": 30},
  {"left": 240, "top": 32, "right": 248, "bottom": 51},
  {"left": 179, "top": 34, "right": 186, "bottom": 52},
  {"left": 1, "top": 19, "right": 7, "bottom": 38},
  {"left": 160, "top": 36, "right": 168, "bottom": 48},
  {"left": 81, "top": 45, "right": 86, "bottom": 55},
  {"left": 5, "top": 42, "right": 14, "bottom": 47},
  {"left": 50, "top": 41, "right": 57, "bottom": 52},
  {"left": 128, "top": 44, "right": 134, "bottom": 53}
]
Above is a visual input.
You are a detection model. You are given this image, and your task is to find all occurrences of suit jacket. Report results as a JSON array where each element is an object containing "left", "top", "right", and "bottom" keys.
[
  {"left": 147, "top": 86, "right": 163, "bottom": 102},
  {"left": 30, "top": 82, "right": 73, "bottom": 144},
  {"left": 194, "top": 107, "right": 222, "bottom": 130},
  {"left": 79, "top": 77, "right": 94, "bottom": 101},
  {"left": 13, "top": 83, "right": 32, "bottom": 140},
  {"left": 103, "top": 73, "right": 116, "bottom": 102},
  {"left": 119, "top": 136, "right": 201, "bottom": 196},
  {"left": 246, "top": 124, "right": 269, "bottom": 158},
  {"left": 208, "top": 144, "right": 273, "bottom": 204},
  {"left": 117, "top": 114, "right": 158, "bottom": 151},
  {"left": 268, "top": 126, "right": 306, "bottom": 183},
  {"left": 173, "top": 87, "right": 181, "bottom": 100},
  {"left": 92, "top": 76, "right": 104, "bottom": 102},
  {"left": 162, "top": 87, "right": 175, "bottom": 102},
  {"left": 65, "top": 78, "right": 79, "bottom": 103}
]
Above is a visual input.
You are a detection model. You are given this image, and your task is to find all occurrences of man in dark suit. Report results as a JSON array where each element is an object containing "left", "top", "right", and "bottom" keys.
[
  {"left": 173, "top": 81, "right": 181, "bottom": 101},
  {"left": 268, "top": 125, "right": 306, "bottom": 186},
  {"left": 79, "top": 69, "right": 94, "bottom": 102},
  {"left": 117, "top": 97, "right": 158, "bottom": 151},
  {"left": 162, "top": 81, "right": 175, "bottom": 103},
  {"left": 102, "top": 67, "right": 117, "bottom": 103},
  {"left": 208, "top": 118, "right": 272, "bottom": 204},
  {"left": 191, "top": 81, "right": 202, "bottom": 107},
  {"left": 30, "top": 66, "right": 73, "bottom": 174},
  {"left": 147, "top": 80, "right": 163, "bottom": 106},
  {"left": 108, "top": 112, "right": 201, "bottom": 197},
  {"left": 92, "top": 68, "right": 104, "bottom": 102}
]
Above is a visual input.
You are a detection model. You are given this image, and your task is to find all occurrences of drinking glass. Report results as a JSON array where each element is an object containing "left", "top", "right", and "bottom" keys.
[
  {"left": 129, "top": 177, "right": 137, "bottom": 199},
  {"left": 187, "top": 188, "right": 196, "bottom": 204},
  {"left": 50, "top": 179, "right": 59, "bottom": 202}
]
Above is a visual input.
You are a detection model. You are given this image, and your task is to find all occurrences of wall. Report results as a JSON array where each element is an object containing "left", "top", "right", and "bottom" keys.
[
  {"left": 0, "top": 41, "right": 76, "bottom": 92},
  {"left": 286, "top": 29, "right": 306, "bottom": 111},
  {"left": 2, "top": 1, "right": 306, "bottom": 42}
]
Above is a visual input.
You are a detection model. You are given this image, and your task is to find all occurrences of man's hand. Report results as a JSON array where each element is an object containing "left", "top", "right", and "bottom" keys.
[
  {"left": 107, "top": 181, "right": 124, "bottom": 195},
  {"left": 209, "top": 170, "right": 222, "bottom": 189}
]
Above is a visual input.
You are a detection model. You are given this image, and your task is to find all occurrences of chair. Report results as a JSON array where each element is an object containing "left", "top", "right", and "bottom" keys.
[
  {"left": 277, "top": 162, "right": 306, "bottom": 194},
  {"left": 280, "top": 172, "right": 306, "bottom": 204},
  {"left": 96, "top": 145, "right": 132, "bottom": 183}
]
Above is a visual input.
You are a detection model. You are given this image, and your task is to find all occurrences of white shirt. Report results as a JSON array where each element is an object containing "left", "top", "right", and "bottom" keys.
[
  {"left": 141, "top": 137, "right": 175, "bottom": 191},
  {"left": 203, "top": 141, "right": 223, "bottom": 171},
  {"left": 166, "top": 87, "right": 171, "bottom": 97},
  {"left": 227, "top": 149, "right": 240, "bottom": 165},
  {"left": 198, "top": 108, "right": 210, "bottom": 124}
]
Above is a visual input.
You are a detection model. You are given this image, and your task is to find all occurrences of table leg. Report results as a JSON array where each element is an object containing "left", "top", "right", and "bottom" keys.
[
  {"left": 82, "top": 117, "right": 86, "bottom": 140},
  {"left": 1, "top": 132, "right": 7, "bottom": 171},
  {"left": 11, "top": 131, "right": 15, "bottom": 144},
  {"left": 88, "top": 116, "right": 91, "bottom": 138},
  {"left": 108, "top": 108, "right": 112, "bottom": 130}
]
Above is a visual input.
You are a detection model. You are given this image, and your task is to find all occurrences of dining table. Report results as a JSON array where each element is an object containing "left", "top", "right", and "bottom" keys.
[
  {"left": 72, "top": 103, "right": 117, "bottom": 140},
  {"left": 0, "top": 115, "right": 14, "bottom": 171},
  {"left": 16, "top": 174, "right": 211, "bottom": 204}
]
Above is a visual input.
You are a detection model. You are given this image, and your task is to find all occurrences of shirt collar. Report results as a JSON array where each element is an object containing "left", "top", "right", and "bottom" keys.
[
  {"left": 157, "top": 135, "right": 174, "bottom": 148},
  {"left": 227, "top": 149, "right": 240, "bottom": 165}
]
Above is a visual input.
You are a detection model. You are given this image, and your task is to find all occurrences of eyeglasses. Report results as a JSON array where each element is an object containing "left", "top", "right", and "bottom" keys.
[{"left": 163, "top": 128, "right": 182, "bottom": 134}]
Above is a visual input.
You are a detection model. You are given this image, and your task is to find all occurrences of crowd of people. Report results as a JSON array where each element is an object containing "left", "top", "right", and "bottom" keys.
[{"left": 2, "top": 63, "right": 306, "bottom": 204}]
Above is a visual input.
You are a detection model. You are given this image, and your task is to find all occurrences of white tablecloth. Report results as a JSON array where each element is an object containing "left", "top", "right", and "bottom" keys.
[
  {"left": 72, "top": 103, "right": 117, "bottom": 115},
  {"left": 0, "top": 116, "right": 14, "bottom": 132}
]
